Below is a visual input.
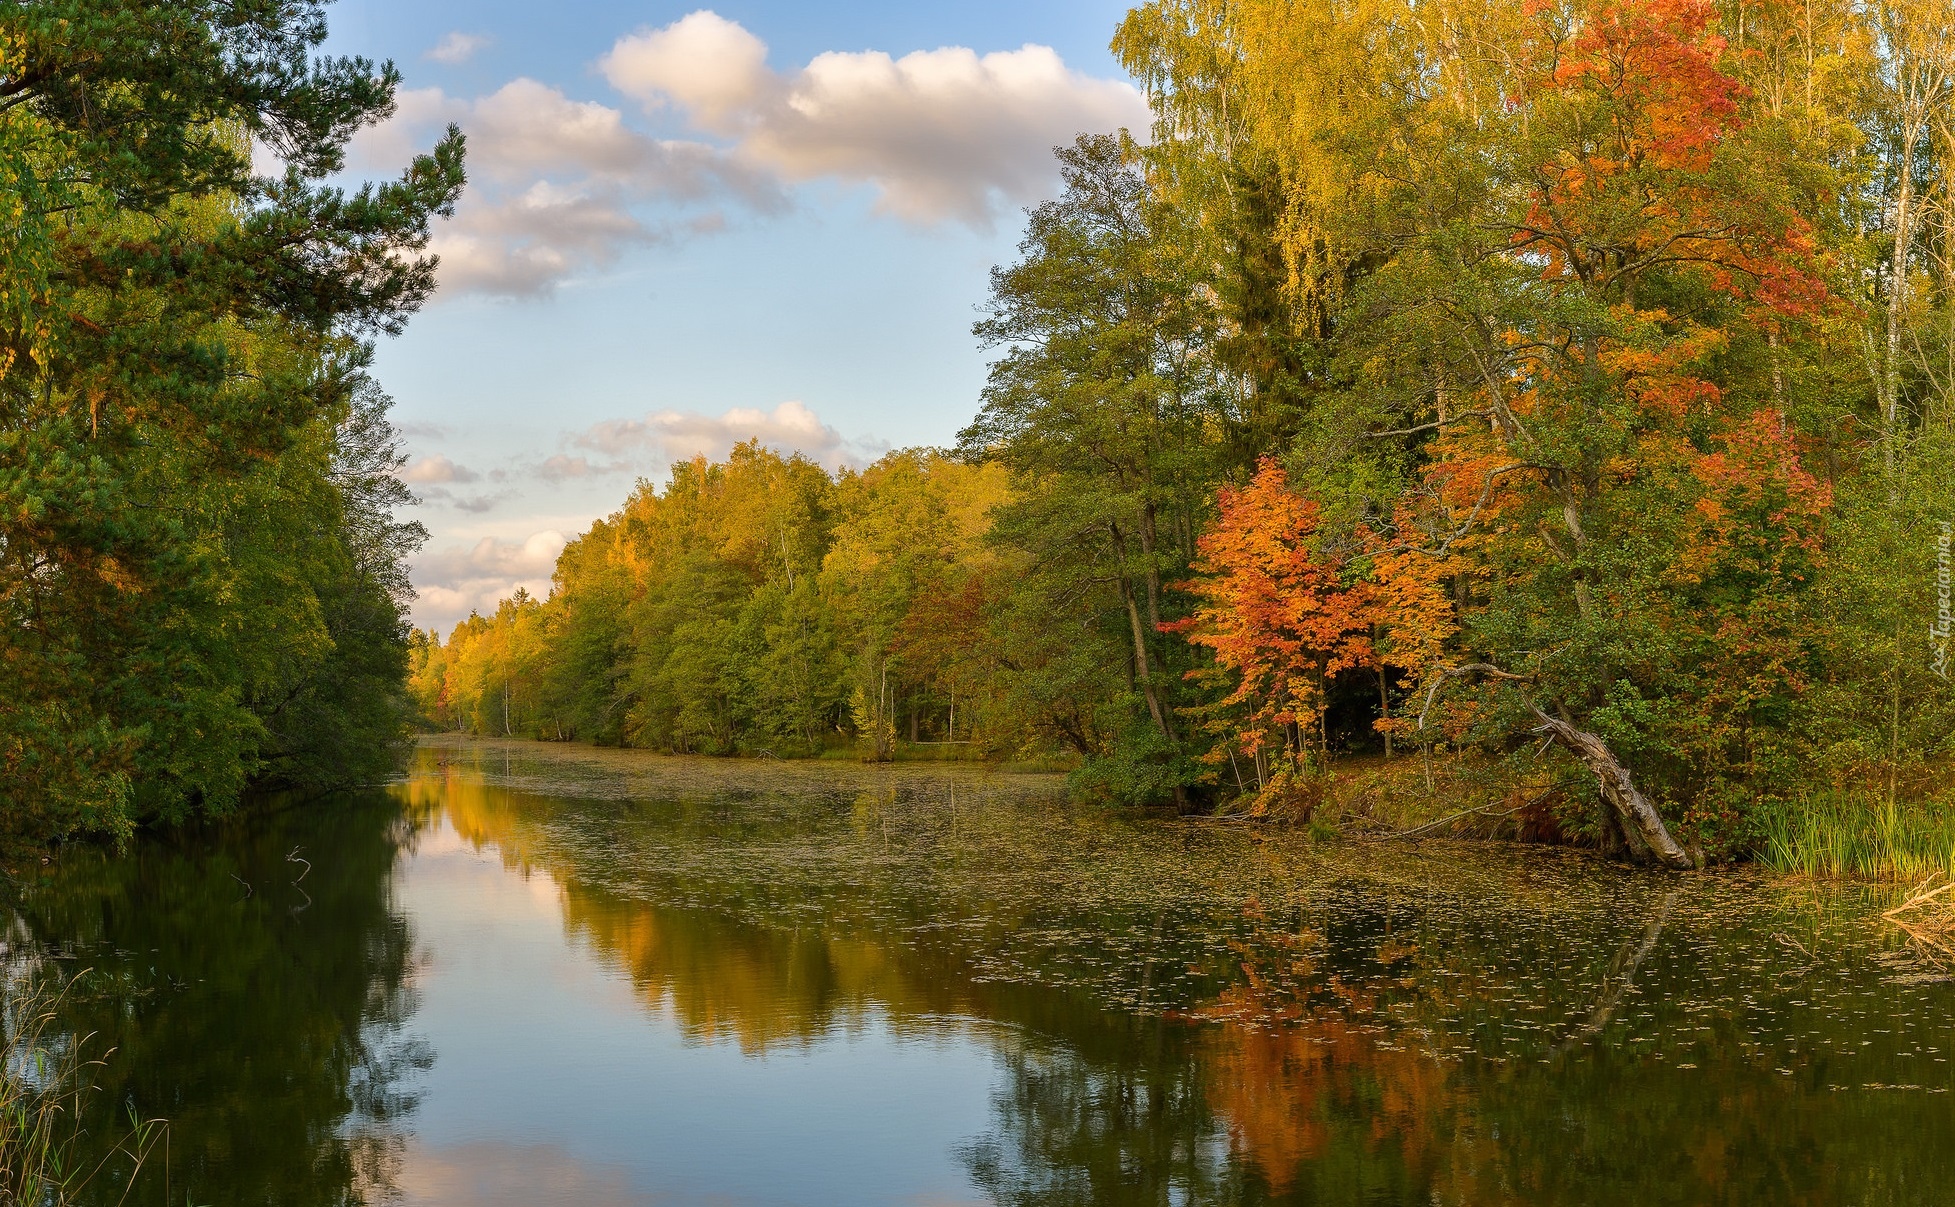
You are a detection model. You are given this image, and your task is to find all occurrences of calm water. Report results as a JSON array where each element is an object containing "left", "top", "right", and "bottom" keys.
[{"left": 6, "top": 737, "right": 1955, "bottom": 1205}]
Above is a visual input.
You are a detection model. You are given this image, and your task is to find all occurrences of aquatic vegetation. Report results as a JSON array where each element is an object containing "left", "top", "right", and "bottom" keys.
[
  {"left": 1758, "top": 791, "right": 1955, "bottom": 882},
  {"left": 0, "top": 974, "right": 165, "bottom": 1206}
]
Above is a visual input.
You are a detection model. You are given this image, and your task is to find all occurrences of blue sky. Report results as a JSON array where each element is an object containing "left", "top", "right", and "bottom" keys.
[{"left": 321, "top": 2, "right": 1144, "bottom": 630}]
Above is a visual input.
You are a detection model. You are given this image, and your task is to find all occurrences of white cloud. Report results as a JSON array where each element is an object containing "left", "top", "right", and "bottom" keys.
[
  {"left": 536, "top": 453, "right": 628, "bottom": 483},
  {"left": 599, "top": 11, "right": 771, "bottom": 127},
  {"left": 463, "top": 79, "right": 756, "bottom": 192},
  {"left": 347, "top": 81, "right": 777, "bottom": 297},
  {"left": 399, "top": 454, "right": 479, "bottom": 485},
  {"left": 431, "top": 181, "right": 661, "bottom": 297},
  {"left": 347, "top": 14, "right": 1144, "bottom": 295},
  {"left": 602, "top": 12, "right": 1149, "bottom": 225},
  {"left": 566, "top": 400, "right": 884, "bottom": 473},
  {"left": 427, "top": 32, "right": 491, "bottom": 66},
  {"left": 427, "top": 488, "right": 516, "bottom": 514},
  {"left": 412, "top": 531, "right": 567, "bottom": 631}
]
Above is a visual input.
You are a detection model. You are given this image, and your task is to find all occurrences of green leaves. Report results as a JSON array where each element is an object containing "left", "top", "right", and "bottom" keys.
[{"left": 0, "top": 0, "right": 458, "bottom": 838}]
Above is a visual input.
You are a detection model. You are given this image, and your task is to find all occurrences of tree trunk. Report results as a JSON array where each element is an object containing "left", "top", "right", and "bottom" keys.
[
  {"left": 1110, "top": 521, "right": 1176, "bottom": 744},
  {"left": 878, "top": 662, "right": 893, "bottom": 762},
  {"left": 1885, "top": 128, "right": 1918, "bottom": 480},
  {"left": 1376, "top": 662, "right": 1393, "bottom": 758},
  {"left": 1138, "top": 501, "right": 1166, "bottom": 637},
  {"left": 1530, "top": 710, "right": 1692, "bottom": 869}
]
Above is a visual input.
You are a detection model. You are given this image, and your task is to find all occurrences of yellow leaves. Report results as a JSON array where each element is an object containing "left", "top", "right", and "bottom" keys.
[{"left": 91, "top": 556, "right": 146, "bottom": 597}]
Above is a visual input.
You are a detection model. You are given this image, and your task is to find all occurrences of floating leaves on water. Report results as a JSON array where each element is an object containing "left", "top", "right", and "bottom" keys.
[{"left": 404, "top": 737, "right": 1955, "bottom": 1086}]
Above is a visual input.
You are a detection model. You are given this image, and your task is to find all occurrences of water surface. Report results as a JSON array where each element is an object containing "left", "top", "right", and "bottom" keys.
[{"left": 7, "top": 737, "right": 1953, "bottom": 1205}]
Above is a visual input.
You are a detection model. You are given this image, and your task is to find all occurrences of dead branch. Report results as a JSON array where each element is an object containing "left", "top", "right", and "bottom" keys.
[
  {"left": 1413, "top": 662, "right": 1692, "bottom": 869},
  {"left": 1366, "top": 798, "right": 1531, "bottom": 841},
  {"left": 1883, "top": 875, "right": 1955, "bottom": 919}
]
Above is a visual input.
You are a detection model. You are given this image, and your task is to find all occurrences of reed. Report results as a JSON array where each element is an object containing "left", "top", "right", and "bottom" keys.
[
  {"left": 1756, "top": 791, "right": 1955, "bottom": 881},
  {"left": 1, "top": 973, "right": 165, "bottom": 1206}
]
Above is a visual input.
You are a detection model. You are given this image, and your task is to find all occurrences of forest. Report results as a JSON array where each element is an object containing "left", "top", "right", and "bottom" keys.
[
  {"left": 5, "top": 0, "right": 1953, "bottom": 869},
  {"left": 413, "top": 0, "right": 1955, "bottom": 865},
  {"left": 0, "top": 2, "right": 462, "bottom": 844}
]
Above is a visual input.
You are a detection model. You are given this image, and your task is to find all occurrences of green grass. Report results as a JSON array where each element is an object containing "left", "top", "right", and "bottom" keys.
[{"left": 1756, "top": 791, "right": 1955, "bottom": 881}]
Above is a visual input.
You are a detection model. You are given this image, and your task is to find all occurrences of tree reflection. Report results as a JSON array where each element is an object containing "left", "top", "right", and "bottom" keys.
[
  {"left": 367, "top": 760, "right": 1955, "bottom": 1204},
  {"left": 961, "top": 1028, "right": 1244, "bottom": 1207},
  {"left": 6, "top": 795, "right": 429, "bottom": 1207}
]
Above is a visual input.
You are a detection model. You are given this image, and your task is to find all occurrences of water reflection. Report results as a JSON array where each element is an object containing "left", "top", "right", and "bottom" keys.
[
  {"left": 391, "top": 1141, "right": 640, "bottom": 1206},
  {"left": 7, "top": 738, "right": 1955, "bottom": 1205},
  {"left": 5, "top": 796, "right": 428, "bottom": 1206}
]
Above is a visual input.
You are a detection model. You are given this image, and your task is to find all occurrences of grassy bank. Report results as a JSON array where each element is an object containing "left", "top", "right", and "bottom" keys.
[
  {"left": 1279, "top": 754, "right": 1955, "bottom": 883},
  {"left": 1756, "top": 792, "right": 1955, "bottom": 882}
]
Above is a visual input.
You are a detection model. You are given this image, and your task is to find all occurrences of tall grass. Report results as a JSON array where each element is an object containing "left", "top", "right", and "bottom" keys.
[
  {"left": 2, "top": 972, "right": 165, "bottom": 1206},
  {"left": 1756, "top": 791, "right": 1955, "bottom": 881}
]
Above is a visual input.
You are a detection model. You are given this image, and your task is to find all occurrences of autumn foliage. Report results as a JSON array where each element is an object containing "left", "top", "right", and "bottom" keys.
[
  {"left": 1170, "top": 460, "right": 1376, "bottom": 768},
  {"left": 414, "top": 0, "right": 1955, "bottom": 860}
]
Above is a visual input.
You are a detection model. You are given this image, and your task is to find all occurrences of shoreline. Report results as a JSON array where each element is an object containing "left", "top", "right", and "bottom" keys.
[{"left": 410, "top": 733, "right": 1955, "bottom": 887}]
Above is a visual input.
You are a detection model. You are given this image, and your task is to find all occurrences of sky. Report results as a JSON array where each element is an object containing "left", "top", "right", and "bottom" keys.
[{"left": 318, "top": 1, "right": 1147, "bottom": 633}]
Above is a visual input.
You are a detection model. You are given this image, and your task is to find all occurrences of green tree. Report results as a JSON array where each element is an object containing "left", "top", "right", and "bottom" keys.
[
  {"left": 0, "top": 1, "right": 464, "bottom": 840},
  {"left": 962, "top": 134, "right": 1232, "bottom": 803}
]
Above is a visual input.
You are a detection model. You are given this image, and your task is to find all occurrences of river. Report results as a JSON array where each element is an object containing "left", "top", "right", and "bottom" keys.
[{"left": 5, "top": 736, "right": 1953, "bottom": 1205}]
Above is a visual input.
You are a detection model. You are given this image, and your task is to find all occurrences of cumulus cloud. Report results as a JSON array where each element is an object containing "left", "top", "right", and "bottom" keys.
[
  {"left": 599, "top": 11, "right": 771, "bottom": 127},
  {"left": 427, "top": 32, "right": 491, "bottom": 65},
  {"left": 399, "top": 454, "right": 479, "bottom": 485},
  {"left": 602, "top": 11, "right": 1149, "bottom": 225},
  {"left": 412, "top": 531, "right": 567, "bottom": 631},
  {"left": 347, "top": 80, "right": 776, "bottom": 297},
  {"left": 432, "top": 181, "right": 661, "bottom": 297},
  {"left": 563, "top": 400, "right": 884, "bottom": 474},
  {"left": 395, "top": 454, "right": 516, "bottom": 512},
  {"left": 348, "top": 15, "right": 1143, "bottom": 294}
]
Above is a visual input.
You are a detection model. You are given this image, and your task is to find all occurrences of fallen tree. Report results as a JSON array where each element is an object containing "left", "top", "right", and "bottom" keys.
[{"left": 1419, "top": 665, "right": 1694, "bottom": 869}]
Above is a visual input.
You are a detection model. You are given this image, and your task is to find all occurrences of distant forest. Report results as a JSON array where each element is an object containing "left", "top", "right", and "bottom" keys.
[{"left": 414, "top": 0, "right": 1955, "bottom": 862}]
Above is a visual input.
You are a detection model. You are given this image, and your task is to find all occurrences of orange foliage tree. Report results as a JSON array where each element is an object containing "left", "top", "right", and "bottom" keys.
[{"left": 1169, "top": 460, "right": 1380, "bottom": 794}]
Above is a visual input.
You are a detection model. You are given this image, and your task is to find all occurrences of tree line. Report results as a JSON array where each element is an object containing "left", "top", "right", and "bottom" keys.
[
  {"left": 419, "top": 0, "right": 1955, "bottom": 861},
  {"left": 1, "top": 2, "right": 462, "bottom": 843}
]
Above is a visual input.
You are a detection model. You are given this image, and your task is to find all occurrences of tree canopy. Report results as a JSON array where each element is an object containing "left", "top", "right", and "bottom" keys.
[
  {"left": 1, "top": 0, "right": 464, "bottom": 841},
  {"left": 422, "top": 0, "right": 1955, "bottom": 863}
]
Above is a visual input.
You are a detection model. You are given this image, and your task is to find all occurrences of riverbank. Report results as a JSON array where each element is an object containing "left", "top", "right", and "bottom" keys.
[{"left": 416, "top": 733, "right": 1955, "bottom": 883}]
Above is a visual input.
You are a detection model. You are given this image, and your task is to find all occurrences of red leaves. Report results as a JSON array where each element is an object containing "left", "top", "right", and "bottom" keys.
[
  {"left": 1551, "top": 0, "right": 1741, "bottom": 171},
  {"left": 1686, "top": 408, "right": 1832, "bottom": 567},
  {"left": 1171, "top": 460, "right": 1376, "bottom": 756},
  {"left": 1513, "top": 0, "right": 1830, "bottom": 320},
  {"left": 1174, "top": 460, "right": 1474, "bottom": 762}
]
